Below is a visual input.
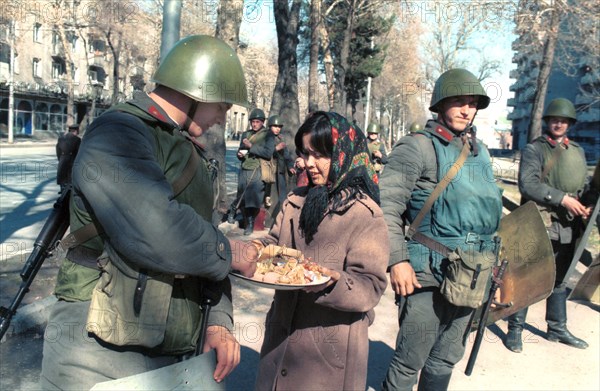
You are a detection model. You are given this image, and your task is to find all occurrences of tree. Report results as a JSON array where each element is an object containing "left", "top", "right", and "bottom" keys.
[
  {"left": 270, "top": 0, "right": 302, "bottom": 154},
  {"left": 513, "top": 0, "right": 599, "bottom": 141},
  {"left": 199, "top": 0, "right": 244, "bottom": 221},
  {"left": 372, "top": 2, "right": 424, "bottom": 146}
]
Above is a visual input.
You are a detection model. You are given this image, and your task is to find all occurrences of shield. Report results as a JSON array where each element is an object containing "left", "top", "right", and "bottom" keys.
[
  {"left": 90, "top": 350, "right": 224, "bottom": 391},
  {"left": 486, "top": 201, "right": 556, "bottom": 324}
]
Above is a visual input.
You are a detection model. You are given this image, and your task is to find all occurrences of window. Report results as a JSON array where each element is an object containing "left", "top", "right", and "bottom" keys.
[
  {"left": 88, "top": 69, "right": 98, "bottom": 82},
  {"left": 32, "top": 58, "right": 41, "bottom": 78},
  {"left": 68, "top": 32, "right": 78, "bottom": 52},
  {"left": 33, "top": 23, "right": 41, "bottom": 42},
  {"left": 51, "top": 60, "right": 65, "bottom": 79}
]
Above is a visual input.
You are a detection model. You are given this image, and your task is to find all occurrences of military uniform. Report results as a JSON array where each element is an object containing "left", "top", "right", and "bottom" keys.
[
  {"left": 380, "top": 120, "right": 502, "bottom": 390},
  {"left": 41, "top": 91, "right": 234, "bottom": 390},
  {"left": 381, "top": 69, "right": 501, "bottom": 390},
  {"left": 236, "top": 126, "right": 275, "bottom": 232},
  {"left": 367, "top": 138, "right": 388, "bottom": 171}
]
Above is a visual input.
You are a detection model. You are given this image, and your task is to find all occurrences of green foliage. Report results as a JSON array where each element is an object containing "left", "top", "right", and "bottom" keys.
[{"left": 345, "top": 14, "right": 394, "bottom": 106}]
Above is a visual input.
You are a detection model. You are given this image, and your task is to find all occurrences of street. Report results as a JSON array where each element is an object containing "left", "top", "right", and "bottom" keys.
[{"left": 0, "top": 142, "right": 598, "bottom": 391}]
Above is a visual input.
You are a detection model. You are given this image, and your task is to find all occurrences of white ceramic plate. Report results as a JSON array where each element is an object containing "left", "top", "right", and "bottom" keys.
[{"left": 230, "top": 272, "right": 330, "bottom": 290}]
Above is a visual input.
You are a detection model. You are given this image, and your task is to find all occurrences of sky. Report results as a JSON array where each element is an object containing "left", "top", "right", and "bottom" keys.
[{"left": 238, "top": 0, "right": 517, "bottom": 133}]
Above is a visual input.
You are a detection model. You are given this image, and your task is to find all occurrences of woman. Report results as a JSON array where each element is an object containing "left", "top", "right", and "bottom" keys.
[{"left": 254, "top": 111, "right": 389, "bottom": 390}]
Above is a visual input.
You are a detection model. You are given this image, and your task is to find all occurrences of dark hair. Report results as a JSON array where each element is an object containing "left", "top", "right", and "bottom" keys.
[{"left": 294, "top": 113, "right": 333, "bottom": 160}]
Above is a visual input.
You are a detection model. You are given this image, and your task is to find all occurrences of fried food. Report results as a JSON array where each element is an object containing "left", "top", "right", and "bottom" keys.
[{"left": 253, "top": 249, "right": 325, "bottom": 285}]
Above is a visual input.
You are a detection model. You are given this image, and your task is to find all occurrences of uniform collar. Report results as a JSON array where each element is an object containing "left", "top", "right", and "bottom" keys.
[
  {"left": 544, "top": 135, "right": 569, "bottom": 148},
  {"left": 129, "top": 91, "right": 180, "bottom": 129},
  {"left": 425, "top": 120, "right": 459, "bottom": 143}
]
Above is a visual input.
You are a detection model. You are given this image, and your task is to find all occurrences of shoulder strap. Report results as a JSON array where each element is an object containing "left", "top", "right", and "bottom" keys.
[
  {"left": 59, "top": 140, "right": 201, "bottom": 251},
  {"left": 406, "top": 137, "right": 471, "bottom": 256}
]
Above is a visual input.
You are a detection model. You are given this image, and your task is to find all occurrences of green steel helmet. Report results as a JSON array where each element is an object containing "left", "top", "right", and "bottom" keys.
[
  {"left": 409, "top": 122, "right": 423, "bottom": 133},
  {"left": 429, "top": 68, "right": 490, "bottom": 113},
  {"left": 543, "top": 98, "right": 577, "bottom": 123},
  {"left": 268, "top": 115, "right": 283, "bottom": 127},
  {"left": 366, "top": 123, "right": 380, "bottom": 134},
  {"left": 151, "top": 35, "right": 249, "bottom": 107},
  {"left": 249, "top": 108, "right": 266, "bottom": 121}
]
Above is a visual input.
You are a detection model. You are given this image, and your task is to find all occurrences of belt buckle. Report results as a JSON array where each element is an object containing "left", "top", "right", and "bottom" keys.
[{"left": 465, "top": 232, "right": 480, "bottom": 244}]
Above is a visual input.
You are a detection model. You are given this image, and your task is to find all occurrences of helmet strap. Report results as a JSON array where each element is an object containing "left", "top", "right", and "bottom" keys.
[{"left": 182, "top": 100, "right": 199, "bottom": 132}]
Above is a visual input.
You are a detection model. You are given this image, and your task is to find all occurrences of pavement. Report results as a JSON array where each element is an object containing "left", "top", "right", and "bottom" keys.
[{"left": 0, "top": 143, "right": 599, "bottom": 390}]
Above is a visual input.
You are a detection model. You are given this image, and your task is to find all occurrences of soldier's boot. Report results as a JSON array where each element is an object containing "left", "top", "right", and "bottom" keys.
[
  {"left": 417, "top": 369, "right": 451, "bottom": 391},
  {"left": 504, "top": 308, "right": 528, "bottom": 353},
  {"left": 244, "top": 208, "right": 256, "bottom": 236},
  {"left": 546, "top": 289, "right": 588, "bottom": 349}
]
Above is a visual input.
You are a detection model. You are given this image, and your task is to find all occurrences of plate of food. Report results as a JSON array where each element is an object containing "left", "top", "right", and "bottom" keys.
[{"left": 231, "top": 245, "right": 331, "bottom": 290}]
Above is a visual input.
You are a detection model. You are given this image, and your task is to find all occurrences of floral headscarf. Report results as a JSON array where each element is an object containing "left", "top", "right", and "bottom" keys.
[{"left": 299, "top": 111, "right": 380, "bottom": 243}]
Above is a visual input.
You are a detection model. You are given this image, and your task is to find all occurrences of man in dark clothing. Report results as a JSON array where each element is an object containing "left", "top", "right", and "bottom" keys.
[
  {"left": 235, "top": 108, "right": 275, "bottom": 235},
  {"left": 505, "top": 97, "right": 591, "bottom": 353},
  {"left": 40, "top": 36, "right": 258, "bottom": 390},
  {"left": 55, "top": 123, "right": 81, "bottom": 192}
]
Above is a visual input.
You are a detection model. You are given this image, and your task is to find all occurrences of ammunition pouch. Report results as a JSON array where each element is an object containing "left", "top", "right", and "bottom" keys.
[
  {"left": 259, "top": 158, "right": 277, "bottom": 184},
  {"left": 86, "top": 250, "right": 204, "bottom": 355},
  {"left": 440, "top": 247, "right": 495, "bottom": 308}
]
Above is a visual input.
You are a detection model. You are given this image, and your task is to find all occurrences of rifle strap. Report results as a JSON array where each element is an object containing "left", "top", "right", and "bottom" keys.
[
  {"left": 406, "top": 135, "right": 471, "bottom": 257},
  {"left": 60, "top": 141, "right": 201, "bottom": 251}
]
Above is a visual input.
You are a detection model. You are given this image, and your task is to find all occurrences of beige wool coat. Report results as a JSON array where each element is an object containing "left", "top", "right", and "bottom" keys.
[{"left": 254, "top": 190, "right": 390, "bottom": 391}]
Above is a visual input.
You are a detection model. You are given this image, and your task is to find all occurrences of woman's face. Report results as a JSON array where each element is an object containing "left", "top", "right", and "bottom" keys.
[{"left": 302, "top": 132, "right": 331, "bottom": 186}]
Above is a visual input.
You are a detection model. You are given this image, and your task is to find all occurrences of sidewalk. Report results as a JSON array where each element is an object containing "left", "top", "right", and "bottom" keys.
[{"left": 1, "top": 222, "right": 599, "bottom": 390}]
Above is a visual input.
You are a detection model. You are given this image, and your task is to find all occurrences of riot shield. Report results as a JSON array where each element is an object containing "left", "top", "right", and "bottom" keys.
[{"left": 486, "top": 201, "right": 556, "bottom": 324}]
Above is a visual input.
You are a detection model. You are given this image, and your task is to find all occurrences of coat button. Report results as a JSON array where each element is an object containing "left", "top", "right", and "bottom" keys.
[
  {"left": 218, "top": 242, "right": 225, "bottom": 252},
  {"left": 281, "top": 369, "right": 287, "bottom": 377}
]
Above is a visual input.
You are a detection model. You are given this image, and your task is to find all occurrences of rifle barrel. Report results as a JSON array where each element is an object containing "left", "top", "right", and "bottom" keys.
[
  {"left": 0, "top": 189, "right": 71, "bottom": 340},
  {"left": 465, "top": 259, "right": 509, "bottom": 376}
]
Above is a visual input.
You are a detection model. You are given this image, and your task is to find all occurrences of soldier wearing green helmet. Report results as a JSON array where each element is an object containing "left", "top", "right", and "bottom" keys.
[
  {"left": 235, "top": 107, "right": 275, "bottom": 235},
  {"left": 409, "top": 122, "right": 423, "bottom": 133},
  {"left": 263, "top": 115, "right": 295, "bottom": 225},
  {"left": 40, "top": 35, "right": 258, "bottom": 390},
  {"left": 366, "top": 122, "right": 388, "bottom": 172},
  {"left": 507, "top": 97, "right": 590, "bottom": 354},
  {"left": 381, "top": 69, "right": 502, "bottom": 390}
]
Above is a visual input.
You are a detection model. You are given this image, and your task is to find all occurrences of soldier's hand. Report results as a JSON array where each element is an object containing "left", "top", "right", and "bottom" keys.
[
  {"left": 276, "top": 141, "right": 286, "bottom": 151},
  {"left": 373, "top": 150, "right": 383, "bottom": 158},
  {"left": 203, "top": 325, "right": 240, "bottom": 383},
  {"left": 561, "top": 195, "right": 590, "bottom": 218},
  {"left": 229, "top": 239, "right": 259, "bottom": 277},
  {"left": 390, "top": 261, "right": 421, "bottom": 297},
  {"left": 242, "top": 138, "right": 252, "bottom": 148}
]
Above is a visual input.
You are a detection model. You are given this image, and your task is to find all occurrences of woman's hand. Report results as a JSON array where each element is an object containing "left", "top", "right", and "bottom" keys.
[{"left": 302, "top": 265, "right": 340, "bottom": 293}]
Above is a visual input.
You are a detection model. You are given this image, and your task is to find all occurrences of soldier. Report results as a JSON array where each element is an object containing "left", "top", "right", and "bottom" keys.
[
  {"left": 408, "top": 122, "right": 423, "bottom": 133},
  {"left": 235, "top": 108, "right": 275, "bottom": 235},
  {"left": 505, "top": 98, "right": 591, "bottom": 353},
  {"left": 380, "top": 69, "right": 502, "bottom": 390},
  {"left": 55, "top": 123, "right": 81, "bottom": 192},
  {"left": 40, "top": 35, "right": 258, "bottom": 390},
  {"left": 366, "top": 122, "right": 388, "bottom": 173},
  {"left": 264, "top": 115, "right": 295, "bottom": 224}
]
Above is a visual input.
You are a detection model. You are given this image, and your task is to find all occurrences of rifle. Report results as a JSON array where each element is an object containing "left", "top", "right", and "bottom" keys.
[
  {"left": 0, "top": 187, "right": 71, "bottom": 340},
  {"left": 464, "top": 254, "right": 510, "bottom": 376}
]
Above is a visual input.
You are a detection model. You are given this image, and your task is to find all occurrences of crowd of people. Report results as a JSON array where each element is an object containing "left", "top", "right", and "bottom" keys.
[{"left": 44, "top": 35, "right": 595, "bottom": 391}]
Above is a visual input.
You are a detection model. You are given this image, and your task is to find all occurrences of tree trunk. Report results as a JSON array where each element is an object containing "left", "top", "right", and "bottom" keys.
[
  {"left": 202, "top": 0, "right": 244, "bottom": 222},
  {"left": 528, "top": 9, "right": 560, "bottom": 142},
  {"left": 271, "top": 0, "right": 302, "bottom": 158},
  {"left": 56, "top": 22, "right": 75, "bottom": 126},
  {"left": 319, "top": 24, "right": 336, "bottom": 111},
  {"left": 308, "top": 0, "right": 321, "bottom": 113},
  {"left": 335, "top": 5, "right": 354, "bottom": 115},
  {"left": 106, "top": 29, "right": 122, "bottom": 105}
]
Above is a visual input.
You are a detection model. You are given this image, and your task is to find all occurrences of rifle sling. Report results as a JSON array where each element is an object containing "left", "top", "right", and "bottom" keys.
[
  {"left": 60, "top": 142, "right": 201, "bottom": 253},
  {"left": 406, "top": 136, "right": 471, "bottom": 257}
]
